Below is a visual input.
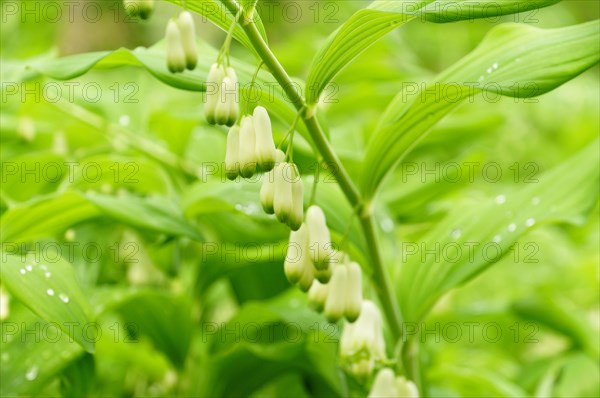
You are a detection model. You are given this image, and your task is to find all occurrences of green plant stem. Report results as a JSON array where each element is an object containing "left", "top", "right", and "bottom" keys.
[{"left": 220, "top": 0, "right": 403, "bottom": 340}]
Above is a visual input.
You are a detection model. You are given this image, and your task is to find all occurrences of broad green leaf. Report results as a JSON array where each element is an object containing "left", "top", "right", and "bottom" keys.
[
  {"left": 416, "top": 0, "right": 561, "bottom": 23},
  {"left": 0, "top": 313, "right": 84, "bottom": 396},
  {"left": 305, "top": 0, "right": 561, "bottom": 104},
  {"left": 0, "top": 254, "right": 95, "bottom": 352},
  {"left": 27, "top": 46, "right": 317, "bottom": 144},
  {"left": 0, "top": 191, "right": 99, "bottom": 243},
  {"left": 60, "top": 353, "right": 95, "bottom": 398},
  {"left": 113, "top": 291, "right": 192, "bottom": 368},
  {"left": 362, "top": 21, "right": 600, "bottom": 198},
  {"left": 85, "top": 192, "right": 203, "bottom": 240},
  {"left": 398, "top": 140, "right": 599, "bottom": 323},
  {"left": 197, "top": 294, "right": 344, "bottom": 397},
  {"left": 513, "top": 295, "right": 600, "bottom": 360}
]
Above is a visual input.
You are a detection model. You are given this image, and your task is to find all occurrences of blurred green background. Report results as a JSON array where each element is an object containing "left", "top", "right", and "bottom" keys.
[{"left": 1, "top": 0, "right": 598, "bottom": 397}]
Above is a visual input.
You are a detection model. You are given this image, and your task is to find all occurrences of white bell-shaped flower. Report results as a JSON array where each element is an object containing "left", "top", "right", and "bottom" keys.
[
  {"left": 306, "top": 205, "right": 332, "bottom": 270},
  {"left": 239, "top": 115, "right": 257, "bottom": 178},
  {"left": 205, "top": 63, "right": 225, "bottom": 125},
  {"left": 297, "top": 255, "right": 314, "bottom": 292},
  {"left": 308, "top": 281, "right": 329, "bottom": 312},
  {"left": 288, "top": 166, "right": 304, "bottom": 231},
  {"left": 344, "top": 262, "right": 363, "bottom": 322},
  {"left": 368, "top": 368, "right": 398, "bottom": 398},
  {"left": 166, "top": 19, "right": 186, "bottom": 73},
  {"left": 253, "top": 106, "right": 277, "bottom": 171},
  {"left": 225, "top": 125, "right": 240, "bottom": 180},
  {"left": 324, "top": 265, "right": 348, "bottom": 322},
  {"left": 284, "top": 224, "right": 311, "bottom": 284},
  {"left": 340, "top": 300, "right": 386, "bottom": 369},
  {"left": 314, "top": 264, "right": 332, "bottom": 284},
  {"left": 396, "top": 377, "right": 419, "bottom": 398},
  {"left": 260, "top": 149, "right": 285, "bottom": 214},
  {"left": 274, "top": 162, "right": 294, "bottom": 224},
  {"left": 225, "top": 67, "right": 240, "bottom": 125},
  {"left": 177, "top": 11, "right": 198, "bottom": 70}
]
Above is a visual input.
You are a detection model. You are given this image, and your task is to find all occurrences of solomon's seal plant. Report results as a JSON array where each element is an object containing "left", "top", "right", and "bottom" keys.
[{"left": 1, "top": 0, "right": 598, "bottom": 397}]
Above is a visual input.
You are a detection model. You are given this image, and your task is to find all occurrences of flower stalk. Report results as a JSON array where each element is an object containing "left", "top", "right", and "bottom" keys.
[{"left": 218, "top": 0, "right": 403, "bottom": 343}]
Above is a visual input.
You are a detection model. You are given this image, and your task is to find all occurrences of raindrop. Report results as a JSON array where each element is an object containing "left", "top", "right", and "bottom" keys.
[
  {"left": 380, "top": 218, "right": 394, "bottom": 233},
  {"left": 45, "top": 272, "right": 51, "bottom": 278},
  {"left": 531, "top": 197, "right": 541, "bottom": 206},
  {"left": 1, "top": 352, "right": 9, "bottom": 362},
  {"left": 59, "top": 293, "right": 70, "bottom": 303},
  {"left": 19, "top": 269, "right": 26, "bottom": 275},
  {"left": 492, "top": 235, "right": 502, "bottom": 243},
  {"left": 493, "top": 62, "right": 499, "bottom": 69},
  {"left": 525, "top": 218, "right": 536, "bottom": 227},
  {"left": 46, "top": 288, "right": 55, "bottom": 296},
  {"left": 508, "top": 223, "right": 517, "bottom": 232},
  {"left": 119, "top": 115, "right": 131, "bottom": 126},
  {"left": 450, "top": 228, "right": 462, "bottom": 239},
  {"left": 25, "top": 265, "right": 33, "bottom": 272},
  {"left": 495, "top": 195, "right": 506, "bottom": 205},
  {"left": 25, "top": 366, "right": 38, "bottom": 381},
  {"left": 234, "top": 203, "right": 243, "bottom": 211},
  {"left": 478, "top": 75, "right": 484, "bottom": 82}
]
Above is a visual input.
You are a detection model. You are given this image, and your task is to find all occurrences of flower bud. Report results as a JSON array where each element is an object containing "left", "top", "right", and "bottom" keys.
[
  {"left": 284, "top": 224, "right": 309, "bottom": 284},
  {"left": 306, "top": 205, "right": 332, "bottom": 270},
  {"left": 274, "top": 163, "right": 293, "bottom": 224},
  {"left": 239, "top": 116, "right": 257, "bottom": 178},
  {"left": 288, "top": 166, "right": 304, "bottom": 231},
  {"left": 324, "top": 265, "right": 348, "bottom": 323},
  {"left": 177, "top": 11, "right": 198, "bottom": 70},
  {"left": 215, "top": 77, "right": 234, "bottom": 126},
  {"left": 225, "top": 125, "right": 240, "bottom": 180},
  {"left": 314, "top": 264, "right": 332, "bottom": 284},
  {"left": 308, "top": 281, "right": 329, "bottom": 312},
  {"left": 368, "top": 368, "right": 398, "bottom": 398},
  {"left": 124, "top": 0, "right": 154, "bottom": 19},
  {"left": 253, "top": 106, "right": 277, "bottom": 171},
  {"left": 396, "top": 377, "right": 419, "bottom": 397},
  {"left": 225, "top": 67, "right": 240, "bottom": 126},
  {"left": 166, "top": 19, "right": 186, "bottom": 73},
  {"left": 205, "top": 63, "right": 225, "bottom": 125},
  {"left": 260, "top": 149, "right": 285, "bottom": 214},
  {"left": 344, "top": 262, "right": 363, "bottom": 322},
  {"left": 297, "top": 257, "right": 314, "bottom": 292}
]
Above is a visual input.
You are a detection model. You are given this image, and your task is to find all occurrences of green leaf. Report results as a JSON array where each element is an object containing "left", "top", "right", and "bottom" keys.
[
  {"left": 398, "top": 140, "right": 599, "bottom": 323},
  {"left": 0, "top": 315, "right": 84, "bottom": 396},
  {"left": 0, "top": 191, "right": 100, "bottom": 243},
  {"left": 197, "top": 294, "right": 344, "bottom": 397},
  {"left": 513, "top": 295, "right": 600, "bottom": 360},
  {"left": 0, "top": 254, "right": 95, "bottom": 352},
  {"left": 362, "top": 21, "right": 600, "bottom": 198},
  {"left": 114, "top": 291, "right": 192, "bottom": 368},
  {"left": 85, "top": 192, "right": 203, "bottom": 240},
  {"left": 60, "top": 353, "right": 95, "bottom": 398},
  {"left": 416, "top": 0, "right": 561, "bottom": 23},
  {"left": 305, "top": 0, "right": 561, "bottom": 104}
]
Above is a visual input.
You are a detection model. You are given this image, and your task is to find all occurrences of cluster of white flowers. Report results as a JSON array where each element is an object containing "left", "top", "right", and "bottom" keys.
[
  {"left": 368, "top": 368, "right": 419, "bottom": 398},
  {"left": 158, "top": 6, "right": 419, "bottom": 394},
  {"left": 165, "top": 11, "right": 199, "bottom": 73},
  {"left": 123, "top": 0, "right": 154, "bottom": 19},
  {"left": 205, "top": 64, "right": 240, "bottom": 127}
]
